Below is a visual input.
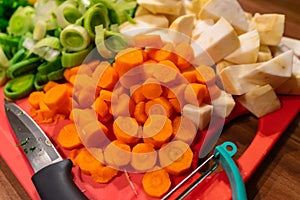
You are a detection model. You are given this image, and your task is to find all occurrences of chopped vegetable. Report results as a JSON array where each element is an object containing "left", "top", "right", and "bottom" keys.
[
  {"left": 142, "top": 168, "right": 171, "bottom": 198},
  {"left": 57, "top": 123, "right": 82, "bottom": 149},
  {"left": 131, "top": 143, "right": 157, "bottom": 171}
]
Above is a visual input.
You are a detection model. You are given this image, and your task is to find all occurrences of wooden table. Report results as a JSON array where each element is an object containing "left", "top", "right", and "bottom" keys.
[{"left": 0, "top": 0, "right": 299, "bottom": 199}]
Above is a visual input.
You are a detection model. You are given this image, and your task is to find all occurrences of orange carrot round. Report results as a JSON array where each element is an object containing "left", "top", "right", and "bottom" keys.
[
  {"left": 57, "top": 123, "right": 82, "bottom": 149},
  {"left": 142, "top": 168, "right": 171, "bottom": 198},
  {"left": 131, "top": 143, "right": 157, "bottom": 171},
  {"left": 159, "top": 140, "right": 193, "bottom": 176},
  {"left": 103, "top": 140, "right": 131, "bottom": 168},
  {"left": 113, "top": 116, "right": 141, "bottom": 145},
  {"left": 143, "top": 114, "right": 173, "bottom": 148}
]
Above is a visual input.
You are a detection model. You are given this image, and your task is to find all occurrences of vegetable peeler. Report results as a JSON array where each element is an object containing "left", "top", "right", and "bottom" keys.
[{"left": 162, "top": 141, "right": 247, "bottom": 200}]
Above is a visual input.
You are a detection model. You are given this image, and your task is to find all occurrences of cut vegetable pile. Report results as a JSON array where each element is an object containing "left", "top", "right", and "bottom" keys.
[{"left": 1, "top": 0, "right": 300, "bottom": 199}]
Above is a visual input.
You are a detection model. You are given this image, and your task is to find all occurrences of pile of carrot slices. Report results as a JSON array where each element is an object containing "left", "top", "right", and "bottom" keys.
[{"left": 28, "top": 34, "right": 221, "bottom": 198}]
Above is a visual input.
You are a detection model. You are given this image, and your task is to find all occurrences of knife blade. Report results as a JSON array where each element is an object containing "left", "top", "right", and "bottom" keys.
[{"left": 4, "top": 99, "right": 88, "bottom": 200}]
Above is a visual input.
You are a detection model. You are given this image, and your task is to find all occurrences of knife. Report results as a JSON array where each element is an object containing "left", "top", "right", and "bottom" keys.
[{"left": 4, "top": 99, "right": 88, "bottom": 200}]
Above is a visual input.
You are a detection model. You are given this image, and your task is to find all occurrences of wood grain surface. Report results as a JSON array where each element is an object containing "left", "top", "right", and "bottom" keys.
[{"left": 0, "top": 0, "right": 299, "bottom": 200}]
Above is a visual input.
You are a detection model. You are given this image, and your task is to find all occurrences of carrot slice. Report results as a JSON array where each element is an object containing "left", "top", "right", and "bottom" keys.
[
  {"left": 111, "top": 93, "right": 135, "bottom": 117},
  {"left": 103, "top": 140, "right": 131, "bottom": 168},
  {"left": 142, "top": 168, "right": 171, "bottom": 198},
  {"left": 147, "top": 43, "right": 177, "bottom": 63},
  {"left": 184, "top": 83, "right": 208, "bottom": 105},
  {"left": 159, "top": 140, "right": 193, "bottom": 176},
  {"left": 43, "top": 84, "right": 69, "bottom": 109},
  {"left": 43, "top": 81, "right": 59, "bottom": 92},
  {"left": 175, "top": 42, "right": 194, "bottom": 71},
  {"left": 97, "top": 66, "right": 119, "bottom": 90},
  {"left": 80, "top": 120, "right": 108, "bottom": 147},
  {"left": 172, "top": 116, "right": 197, "bottom": 144},
  {"left": 145, "top": 97, "right": 173, "bottom": 118},
  {"left": 130, "top": 85, "right": 146, "bottom": 103},
  {"left": 28, "top": 91, "right": 45, "bottom": 109},
  {"left": 114, "top": 48, "right": 144, "bottom": 77},
  {"left": 196, "top": 65, "right": 216, "bottom": 85},
  {"left": 75, "top": 148, "right": 104, "bottom": 175},
  {"left": 91, "top": 165, "right": 119, "bottom": 183},
  {"left": 131, "top": 143, "right": 157, "bottom": 171},
  {"left": 143, "top": 114, "right": 173, "bottom": 148},
  {"left": 99, "top": 89, "right": 112, "bottom": 102},
  {"left": 63, "top": 66, "right": 80, "bottom": 82},
  {"left": 142, "top": 78, "right": 163, "bottom": 100},
  {"left": 57, "top": 123, "right": 82, "bottom": 149},
  {"left": 94, "top": 96, "right": 109, "bottom": 118},
  {"left": 133, "top": 101, "right": 148, "bottom": 124},
  {"left": 113, "top": 116, "right": 141, "bottom": 145}
]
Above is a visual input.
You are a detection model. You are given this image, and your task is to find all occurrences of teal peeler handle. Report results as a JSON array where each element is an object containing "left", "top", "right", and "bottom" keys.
[{"left": 214, "top": 142, "right": 247, "bottom": 200}]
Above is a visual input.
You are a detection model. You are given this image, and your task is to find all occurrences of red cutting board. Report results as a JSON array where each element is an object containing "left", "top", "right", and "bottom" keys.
[{"left": 1, "top": 89, "right": 300, "bottom": 200}]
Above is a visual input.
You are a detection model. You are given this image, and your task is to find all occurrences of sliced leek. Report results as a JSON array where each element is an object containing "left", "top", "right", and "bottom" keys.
[
  {"left": 56, "top": 1, "right": 82, "bottom": 29},
  {"left": 95, "top": 24, "right": 115, "bottom": 59},
  {"left": 7, "top": 6, "right": 35, "bottom": 36},
  {"left": 60, "top": 24, "right": 91, "bottom": 52},
  {"left": 0, "top": 47, "right": 11, "bottom": 69},
  {"left": 31, "top": 37, "right": 61, "bottom": 62},
  {"left": 105, "top": 30, "right": 127, "bottom": 52},
  {"left": 83, "top": 3, "right": 110, "bottom": 39},
  {"left": 33, "top": 20, "right": 47, "bottom": 40},
  {"left": 61, "top": 45, "right": 93, "bottom": 68}
]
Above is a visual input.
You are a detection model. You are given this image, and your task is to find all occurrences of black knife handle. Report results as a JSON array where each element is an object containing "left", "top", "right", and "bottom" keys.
[{"left": 32, "top": 159, "right": 88, "bottom": 200}]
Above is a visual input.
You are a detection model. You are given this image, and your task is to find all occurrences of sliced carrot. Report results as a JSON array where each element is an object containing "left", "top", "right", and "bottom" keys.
[
  {"left": 91, "top": 61, "right": 109, "bottom": 81},
  {"left": 94, "top": 96, "right": 109, "bottom": 118},
  {"left": 86, "top": 59, "right": 101, "bottom": 72},
  {"left": 98, "top": 66, "right": 119, "bottom": 90},
  {"left": 196, "top": 65, "right": 216, "bottom": 85},
  {"left": 169, "top": 98, "right": 181, "bottom": 114},
  {"left": 133, "top": 101, "right": 148, "bottom": 124},
  {"left": 111, "top": 93, "right": 135, "bottom": 117},
  {"left": 103, "top": 140, "right": 131, "bottom": 168},
  {"left": 63, "top": 66, "right": 80, "bottom": 82},
  {"left": 43, "top": 81, "right": 59, "bottom": 92},
  {"left": 142, "top": 78, "right": 163, "bottom": 100},
  {"left": 184, "top": 83, "right": 208, "bottom": 105},
  {"left": 145, "top": 97, "right": 173, "bottom": 118},
  {"left": 91, "top": 165, "right": 119, "bottom": 183},
  {"left": 79, "top": 63, "right": 93, "bottom": 77},
  {"left": 57, "top": 123, "right": 82, "bottom": 149},
  {"left": 159, "top": 140, "right": 193, "bottom": 176},
  {"left": 130, "top": 85, "right": 146, "bottom": 103},
  {"left": 99, "top": 89, "right": 112, "bottom": 102},
  {"left": 36, "top": 100, "right": 56, "bottom": 123},
  {"left": 147, "top": 43, "right": 177, "bottom": 63},
  {"left": 204, "top": 84, "right": 222, "bottom": 103},
  {"left": 98, "top": 113, "right": 113, "bottom": 124},
  {"left": 43, "top": 83, "right": 69, "bottom": 109},
  {"left": 151, "top": 62, "right": 179, "bottom": 84},
  {"left": 119, "top": 66, "right": 146, "bottom": 89},
  {"left": 134, "top": 34, "right": 164, "bottom": 49},
  {"left": 80, "top": 120, "right": 108, "bottom": 147},
  {"left": 143, "top": 114, "right": 173, "bottom": 148},
  {"left": 69, "top": 149, "right": 80, "bottom": 165},
  {"left": 131, "top": 143, "right": 157, "bottom": 171},
  {"left": 28, "top": 91, "right": 45, "bottom": 109},
  {"left": 182, "top": 69, "right": 200, "bottom": 83},
  {"left": 75, "top": 148, "right": 104, "bottom": 175},
  {"left": 172, "top": 116, "right": 197, "bottom": 144},
  {"left": 142, "top": 168, "right": 171, "bottom": 198},
  {"left": 175, "top": 42, "right": 194, "bottom": 71},
  {"left": 113, "top": 116, "right": 141, "bottom": 145},
  {"left": 114, "top": 48, "right": 144, "bottom": 77}
]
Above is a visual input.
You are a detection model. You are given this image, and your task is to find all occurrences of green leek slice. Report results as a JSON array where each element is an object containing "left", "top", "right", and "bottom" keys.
[
  {"left": 7, "top": 6, "right": 35, "bottom": 36},
  {"left": 83, "top": 3, "right": 110, "bottom": 39},
  {"left": 62, "top": 45, "right": 93, "bottom": 68},
  {"left": 33, "top": 20, "right": 47, "bottom": 40},
  {"left": 95, "top": 24, "right": 114, "bottom": 59},
  {"left": 56, "top": 1, "right": 82, "bottom": 29},
  {"left": 60, "top": 24, "right": 91, "bottom": 52},
  {"left": 4, "top": 73, "right": 35, "bottom": 100},
  {"left": 0, "top": 47, "right": 11, "bottom": 69},
  {"left": 31, "top": 36, "right": 61, "bottom": 62}
]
